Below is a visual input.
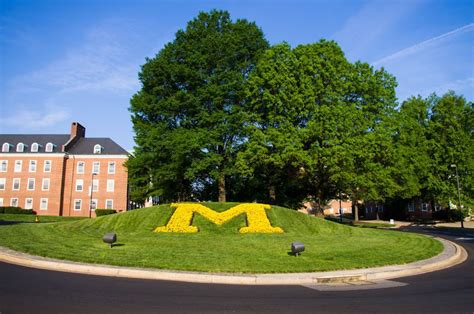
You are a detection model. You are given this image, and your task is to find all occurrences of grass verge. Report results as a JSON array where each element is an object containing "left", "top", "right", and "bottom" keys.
[{"left": 0, "top": 203, "right": 443, "bottom": 273}]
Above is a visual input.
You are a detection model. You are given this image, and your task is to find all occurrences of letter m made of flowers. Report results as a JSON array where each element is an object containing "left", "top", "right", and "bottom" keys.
[{"left": 155, "top": 203, "right": 284, "bottom": 233}]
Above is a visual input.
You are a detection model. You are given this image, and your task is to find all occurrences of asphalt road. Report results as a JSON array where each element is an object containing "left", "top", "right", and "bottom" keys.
[{"left": 0, "top": 227, "right": 473, "bottom": 314}]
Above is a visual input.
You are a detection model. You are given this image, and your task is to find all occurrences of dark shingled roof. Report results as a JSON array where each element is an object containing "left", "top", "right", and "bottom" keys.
[
  {"left": 67, "top": 138, "right": 128, "bottom": 155},
  {"left": 0, "top": 134, "right": 128, "bottom": 155}
]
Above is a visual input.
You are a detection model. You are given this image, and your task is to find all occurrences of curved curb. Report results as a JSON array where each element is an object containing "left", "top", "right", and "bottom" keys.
[{"left": 0, "top": 237, "right": 467, "bottom": 285}]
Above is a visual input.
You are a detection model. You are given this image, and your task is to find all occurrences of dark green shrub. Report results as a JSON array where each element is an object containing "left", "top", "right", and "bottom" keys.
[
  {"left": 95, "top": 209, "right": 116, "bottom": 217},
  {"left": 0, "top": 207, "right": 36, "bottom": 215},
  {"left": 448, "top": 209, "right": 469, "bottom": 222},
  {"left": 432, "top": 210, "right": 448, "bottom": 221}
]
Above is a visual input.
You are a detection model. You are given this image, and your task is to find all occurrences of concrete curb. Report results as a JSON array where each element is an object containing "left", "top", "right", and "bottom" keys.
[{"left": 0, "top": 237, "right": 467, "bottom": 285}]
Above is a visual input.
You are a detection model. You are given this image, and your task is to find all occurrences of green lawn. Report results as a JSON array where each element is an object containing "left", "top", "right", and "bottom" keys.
[
  {"left": 0, "top": 214, "right": 87, "bottom": 223},
  {"left": 0, "top": 203, "right": 443, "bottom": 273}
]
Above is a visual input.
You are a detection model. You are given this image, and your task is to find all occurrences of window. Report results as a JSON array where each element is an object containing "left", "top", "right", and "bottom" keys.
[
  {"left": 105, "top": 199, "right": 114, "bottom": 209},
  {"left": 92, "top": 179, "right": 99, "bottom": 192},
  {"left": 107, "top": 179, "right": 114, "bottom": 192},
  {"left": 42, "top": 178, "right": 50, "bottom": 191},
  {"left": 0, "top": 178, "right": 5, "bottom": 190},
  {"left": 92, "top": 162, "right": 100, "bottom": 174},
  {"left": 25, "top": 198, "right": 33, "bottom": 209},
  {"left": 77, "top": 161, "right": 85, "bottom": 174},
  {"left": 0, "top": 160, "right": 7, "bottom": 172},
  {"left": 408, "top": 203, "right": 415, "bottom": 212},
  {"left": 12, "top": 178, "right": 20, "bottom": 191},
  {"left": 108, "top": 162, "right": 116, "bottom": 174},
  {"left": 2, "top": 143, "right": 10, "bottom": 152},
  {"left": 93, "top": 144, "right": 102, "bottom": 154},
  {"left": 14, "top": 160, "right": 22, "bottom": 172},
  {"left": 29, "top": 160, "right": 37, "bottom": 172},
  {"left": 75, "top": 179, "right": 84, "bottom": 192},
  {"left": 90, "top": 199, "right": 97, "bottom": 210},
  {"left": 40, "top": 198, "right": 48, "bottom": 211},
  {"left": 422, "top": 203, "right": 429, "bottom": 212},
  {"left": 27, "top": 178, "right": 35, "bottom": 190},
  {"left": 0, "top": 198, "right": 3, "bottom": 206},
  {"left": 44, "top": 160, "right": 51, "bottom": 172},
  {"left": 10, "top": 198, "right": 19, "bottom": 207},
  {"left": 16, "top": 143, "right": 25, "bottom": 152},
  {"left": 74, "top": 199, "right": 82, "bottom": 211},
  {"left": 31, "top": 143, "right": 39, "bottom": 152},
  {"left": 45, "top": 143, "right": 54, "bottom": 152}
]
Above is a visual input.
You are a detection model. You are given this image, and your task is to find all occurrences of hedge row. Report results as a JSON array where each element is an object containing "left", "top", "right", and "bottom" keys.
[
  {"left": 95, "top": 209, "right": 117, "bottom": 217},
  {"left": 0, "top": 206, "right": 36, "bottom": 215}
]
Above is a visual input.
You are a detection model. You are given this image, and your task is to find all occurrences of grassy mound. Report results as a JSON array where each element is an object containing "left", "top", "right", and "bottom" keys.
[{"left": 0, "top": 203, "right": 442, "bottom": 273}]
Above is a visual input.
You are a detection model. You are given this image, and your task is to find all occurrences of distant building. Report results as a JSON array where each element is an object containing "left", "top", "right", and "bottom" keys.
[{"left": 0, "top": 122, "right": 128, "bottom": 217}]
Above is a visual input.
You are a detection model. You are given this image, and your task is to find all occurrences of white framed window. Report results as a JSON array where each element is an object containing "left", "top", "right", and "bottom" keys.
[
  {"left": 14, "top": 160, "right": 22, "bottom": 172},
  {"left": 0, "top": 178, "right": 5, "bottom": 190},
  {"left": 12, "top": 178, "right": 20, "bottom": 191},
  {"left": 105, "top": 199, "right": 114, "bottom": 209},
  {"left": 92, "top": 179, "right": 99, "bottom": 192},
  {"left": 422, "top": 203, "right": 429, "bottom": 212},
  {"left": 25, "top": 198, "right": 33, "bottom": 209},
  {"left": 29, "top": 160, "right": 37, "bottom": 172},
  {"left": 408, "top": 203, "right": 415, "bottom": 212},
  {"left": 93, "top": 144, "right": 102, "bottom": 154},
  {"left": 0, "top": 198, "right": 3, "bottom": 206},
  {"left": 107, "top": 179, "right": 114, "bottom": 192},
  {"left": 74, "top": 199, "right": 82, "bottom": 211},
  {"left": 92, "top": 161, "right": 100, "bottom": 174},
  {"left": 2, "top": 143, "right": 10, "bottom": 152},
  {"left": 42, "top": 178, "right": 50, "bottom": 191},
  {"left": 90, "top": 199, "right": 98, "bottom": 210},
  {"left": 108, "top": 162, "right": 116, "bottom": 174},
  {"left": 77, "top": 161, "right": 85, "bottom": 174},
  {"left": 10, "top": 198, "right": 19, "bottom": 207},
  {"left": 27, "top": 178, "right": 35, "bottom": 191},
  {"left": 44, "top": 160, "right": 51, "bottom": 172},
  {"left": 0, "top": 160, "right": 7, "bottom": 172},
  {"left": 40, "top": 198, "right": 48, "bottom": 211},
  {"left": 45, "top": 143, "right": 54, "bottom": 152},
  {"left": 31, "top": 143, "right": 39, "bottom": 152},
  {"left": 75, "top": 179, "right": 84, "bottom": 192},
  {"left": 16, "top": 143, "right": 25, "bottom": 152}
]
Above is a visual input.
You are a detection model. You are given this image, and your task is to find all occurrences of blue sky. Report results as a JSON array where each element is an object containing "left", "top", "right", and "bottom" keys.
[{"left": 1, "top": 0, "right": 473, "bottom": 151}]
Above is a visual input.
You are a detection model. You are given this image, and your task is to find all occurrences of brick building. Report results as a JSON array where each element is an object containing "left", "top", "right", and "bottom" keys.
[{"left": 0, "top": 122, "right": 129, "bottom": 217}]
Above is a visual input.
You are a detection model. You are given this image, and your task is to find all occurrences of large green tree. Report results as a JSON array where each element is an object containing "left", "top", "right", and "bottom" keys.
[{"left": 129, "top": 10, "right": 269, "bottom": 202}]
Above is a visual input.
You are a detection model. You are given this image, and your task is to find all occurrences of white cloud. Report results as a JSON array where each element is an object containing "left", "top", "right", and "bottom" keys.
[
  {"left": 0, "top": 106, "right": 70, "bottom": 129},
  {"left": 372, "top": 23, "right": 474, "bottom": 66}
]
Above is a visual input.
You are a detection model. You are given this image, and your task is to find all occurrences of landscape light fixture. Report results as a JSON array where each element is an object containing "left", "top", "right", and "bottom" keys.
[
  {"left": 450, "top": 164, "right": 464, "bottom": 228},
  {"left": 102, "top": 232, "right": 117, "bottom": 248},
  {"left": 291, "top": 241, "right": 305, "bottom": 256}
]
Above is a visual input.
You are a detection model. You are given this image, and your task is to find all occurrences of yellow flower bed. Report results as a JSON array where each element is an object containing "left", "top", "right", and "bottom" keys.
[{"left": 155, "top": 203, "right": 284, "bottom": 233}]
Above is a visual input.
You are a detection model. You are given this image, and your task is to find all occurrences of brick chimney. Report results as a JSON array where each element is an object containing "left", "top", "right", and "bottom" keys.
[
  {"left": 62, "top": 122, "right": 86, "bottom": 152},
  {"left": 70, "top": 122, "right": 85, "bottom": 139}
]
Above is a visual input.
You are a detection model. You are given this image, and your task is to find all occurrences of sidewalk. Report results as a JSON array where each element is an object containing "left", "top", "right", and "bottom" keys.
[{"left": 0, "top": 237, "right": 467, "bottom": 286}]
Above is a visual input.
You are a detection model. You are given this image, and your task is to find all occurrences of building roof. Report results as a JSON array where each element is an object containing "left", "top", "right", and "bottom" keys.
[{"left": 0, "top": 134, "right": 128, "bottom": 155}]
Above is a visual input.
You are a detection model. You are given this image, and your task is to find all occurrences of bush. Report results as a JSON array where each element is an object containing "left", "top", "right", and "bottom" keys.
[
  {"left": 0, "top": 207, "right": 36, "bottom": 215},
  {"left": 448, "top": 209, "right": 470, "bottom": 222},
  {"left": 95, "top": 209, "right": 116, "bottom": 217},
  {"left": 432, "top": 210, "right": 448, "bottom": 221}
]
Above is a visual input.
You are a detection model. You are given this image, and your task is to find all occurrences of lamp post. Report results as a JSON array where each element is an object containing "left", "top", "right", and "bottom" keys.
[
  {"left": 89, "top": 172, "right": 97, "bottom": 218},
  {"left": 450, "top": 164, "right": 463, "bottom": 228}
]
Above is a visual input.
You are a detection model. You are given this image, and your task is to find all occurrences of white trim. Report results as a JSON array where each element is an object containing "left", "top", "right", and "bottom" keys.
[
  {"left": 92, "top": 179, "right": 99, "bottom": 192},
  {"left": 12, "top": 178, "right": 20, "bottom": 191},
  {"left": 0, "top": 160, "right": 7, "bottom": 172},
  {"left": 45, "top": 143, "right": 54, "bottom": 153},
  {"left": 93, "top": 144, "right": 103, "bottom": 154},
  {"left": 66, "top": 154, "right": 128, "bottom": 159},
  {"left": 10, "top": 197, "right": 19, "bottom": 207},
  {"left": 29, "top": 160, "right": 37, "bottom": 172},
  {"left": 42, "top": 178, "right": 50, "bottom": 191},
  {"left": 24, "top": 198, "right": 33, "bottom": 209},
  {"left": 108, "top": 161, "right": 116, "bottom": 174},
  {"left": 77, "top": 161, "right": 85, "bottom": 174},
  {"left": 31, "top": 143, "right": 39, "bottom": 152},
  {"left": 75, "top": 179, "right": 84, "bottom": 192},
  {"left": 90, "top": 199, "right": 98, "bottom": 210},
  {"left": 92, "top": 161, "right": 100, "bottom": 174},
  {"left": 2, "top": 143, "right": 10, "bottom": 153},
  {"left": 105, "top": 199, "right": 114, "bottom": 209},
  {"left": 0, "top": 197, "right": 3, "bottom": 206},
  {"left": 107, "top": 179, "right": 114, "bottom": 192},
  {"left": 43, "top": 160, "right": 52, "bottom": 172},
  {"left": 0, "top": 178, "right": 5, "bottom": 190},
  {"left": 14, "top": 160, "right": 22, "bottom": 172},
  {"left": 0, "top": 153, "right": 65, "bottom": 157},
  {"left": 16, "top": 143, "right": 25, "bottom": 153},
  {"left": 27, "top": 178, "right": 35, "bottom": 191},
  {"left": 40, "top": 198, "right": 48, "bottom": 211},
  {"left": 73, "top": 199, "right": 82, "bottom": 211}
]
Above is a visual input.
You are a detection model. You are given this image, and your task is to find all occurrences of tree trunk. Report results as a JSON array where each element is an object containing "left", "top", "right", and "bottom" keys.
[
  {"left": 354, "top": 202, "right": 359, "bottom": 222},
  {"left": 218, "top": 172, "right": 226, "bottom": 202},
  {"left": 268, "top": 184, "right": 276, "bottom": 204}
]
